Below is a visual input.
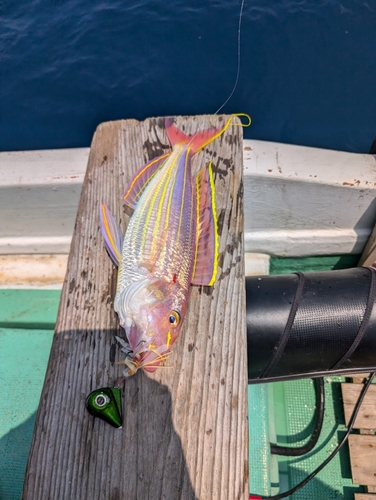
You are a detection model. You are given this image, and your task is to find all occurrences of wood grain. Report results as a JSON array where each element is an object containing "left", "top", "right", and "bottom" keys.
[
  {"left": 341, "top": 383, "right": 376, "bottom": 429},
  {"left": 354, "top": 494, "right": 376, "bottom": 499},
  {"left": 349, "top": 435, "right": 376, "bottom": 486},
  {"left": 359, "top": 224, "right": 376, "bottom": 267},
  {"left": 349, "top": 373, "right": 372, "bottom": 384},
  {"left": 22, "top": 115, "right": 248, "bottom": 500}
]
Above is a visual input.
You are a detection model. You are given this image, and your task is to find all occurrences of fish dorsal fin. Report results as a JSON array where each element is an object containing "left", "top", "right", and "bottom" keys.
[
  {"left": 191, "top": 162, "right": 219, "bottom": 286},
  {"left": 165, "top": 116, "right": 237, "bottom": 155},
  {"left": 99, "top": 202, "right": 123, "bottom": 267},
  {"left": 123, "top": 153, "right": 169, "bottom": 209}
]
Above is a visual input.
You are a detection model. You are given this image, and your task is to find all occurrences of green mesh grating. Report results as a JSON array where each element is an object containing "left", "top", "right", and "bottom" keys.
[
  {"left": 0, "top": 327, "right": 54, "bottom": 500},
  {"left": 248, "top": 384, "right": 272, "bottom": 496},
  {"left": 0, "top": 289, "right": 60, "bottom": 330},
  {"left": 270, "top": 377, "right": 365, "bottom": 499},
  {"left": 270, "top": 255, "right": 361, "bottom": 275}
]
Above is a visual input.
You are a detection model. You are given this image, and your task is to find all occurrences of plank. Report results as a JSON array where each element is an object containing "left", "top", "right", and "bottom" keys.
[
  {"left": 355, "top": 495, "right": 376, "bottom": 499},
  {"left": 349, "top": 435, "right": 376, "bottom": 486},
  {"left": 344, "top": 375, "right": 376, "bottom": 491},
  {"left": 359, "top": 224, "right": 376, "bottom": 267},
  {"left": 341, "top": 383, "right": 376, "bottom": 428},
  {"left": 22, "top": 115, "right": 248, "bottom": 500},
  {"left": 349, "top": 373, "right": 371, "bottom": 384}
]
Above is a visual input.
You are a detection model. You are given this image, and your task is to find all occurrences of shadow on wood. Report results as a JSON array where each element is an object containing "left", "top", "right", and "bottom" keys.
[{"left": 23, "top": 336, "right": 198, "bottom": 498}]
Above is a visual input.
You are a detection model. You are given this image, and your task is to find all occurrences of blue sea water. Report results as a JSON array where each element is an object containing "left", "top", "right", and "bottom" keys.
[{"left": 1, "top": 0, "right": 375, "bottom": 153}]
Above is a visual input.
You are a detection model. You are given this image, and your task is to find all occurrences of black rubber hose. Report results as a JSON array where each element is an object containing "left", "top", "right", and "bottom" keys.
[
  {"left": 270, "top": 377, "right": 325, "bottom": 456},
  {"left": 246, "top": 267, "right": 376, "bottom": 383}
]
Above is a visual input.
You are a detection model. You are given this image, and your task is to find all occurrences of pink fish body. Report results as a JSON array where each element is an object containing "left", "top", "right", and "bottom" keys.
[{"left": 100, "top": 117, "right": 234, "bottom": 376}]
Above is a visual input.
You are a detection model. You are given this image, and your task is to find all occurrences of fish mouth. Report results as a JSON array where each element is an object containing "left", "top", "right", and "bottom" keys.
[
  {"left": 116, "top": 347, "right": 169, "bottom": 376},
  {"left": 137, "top": 346, "right": 170, "bottom": 373},
  {"left": 116, "top": 323, "right": 170, "bottom": 376}
]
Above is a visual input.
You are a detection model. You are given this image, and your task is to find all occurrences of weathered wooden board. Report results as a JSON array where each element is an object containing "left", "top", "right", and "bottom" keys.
[
  {"left": 22, "top": 115, "right": 248, "bottom": 499},
  {"left": 355, "top": 494, "right": 376, "bottom": 499},
  {"left": 341, "top": 383, "right": 376, "bottom": 428},
  {"left": 349, "top": 435, "right": 376, "bottom": 486},
  {"left": 349, "top": 373, "right": 372, "bottom": 384},
  {"left": 359, "top": 224, "right": 376, "bottom": 267}
]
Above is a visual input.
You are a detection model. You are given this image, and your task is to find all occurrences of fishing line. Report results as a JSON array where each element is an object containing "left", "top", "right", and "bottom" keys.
[
  {"left": 214, "top": 0, "right": 245, "bottom": 115},
  {"left": 182, "top": 0, "right": 249, "bottom": 151}
]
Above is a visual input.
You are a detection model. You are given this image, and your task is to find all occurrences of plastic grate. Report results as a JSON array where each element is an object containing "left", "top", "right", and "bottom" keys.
[
  {"left": 0, "top": 328, "right": 54, "bottom": 500},
  {"left": 248, "top": 383, "right": 272, "bottom": 496},
  {"left": 271, "top": 377, "right": 365, "bottom": 499}
]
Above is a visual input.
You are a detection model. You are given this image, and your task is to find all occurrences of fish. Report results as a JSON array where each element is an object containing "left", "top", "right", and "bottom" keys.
[{"left": 100, "top": 115, "right": 244, "bottom": 378}]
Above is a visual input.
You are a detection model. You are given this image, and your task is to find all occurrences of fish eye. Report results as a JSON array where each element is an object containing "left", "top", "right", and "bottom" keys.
[{"left": 169, "top": 310, "right": 181, "bottom": 326}]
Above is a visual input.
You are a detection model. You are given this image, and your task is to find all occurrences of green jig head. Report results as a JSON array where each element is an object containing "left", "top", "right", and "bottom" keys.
[{"left": 86, "top": 387, "right": 122, "bottom": 428}]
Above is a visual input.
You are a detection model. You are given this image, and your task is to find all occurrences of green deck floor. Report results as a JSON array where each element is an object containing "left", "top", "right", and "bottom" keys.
[
  {"left": 0, "top": 290, "right": 59, "bottom": 500},
  {"left": 0, "top": 255, "right": 365, "bottom": 499},
  {"left": 268, "top": 377, "right": 364, "bottom": 499}
]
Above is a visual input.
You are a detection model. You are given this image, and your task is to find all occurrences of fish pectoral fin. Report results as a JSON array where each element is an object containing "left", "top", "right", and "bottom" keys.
[
  {"left": 123, "top": 153, "right": 170, "bottom": 209},
  {"left": 99, "top": 202, "right": 123, "bottom": 267},
  {"left": 115, "top": 335, "right": 132, "bottom": 354},
  {"left": 191, "top": 162, "right": 219, "bottom": 287}
]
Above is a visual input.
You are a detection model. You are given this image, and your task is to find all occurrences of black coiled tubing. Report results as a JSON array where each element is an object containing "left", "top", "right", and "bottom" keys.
[{"left": 246, "top": 267, "right": 376, "bottom": 383}]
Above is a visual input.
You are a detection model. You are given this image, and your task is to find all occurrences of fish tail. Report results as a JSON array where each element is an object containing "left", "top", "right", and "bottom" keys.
[{"left": 165, "top": 113, "right": 251, "bottom": 154}]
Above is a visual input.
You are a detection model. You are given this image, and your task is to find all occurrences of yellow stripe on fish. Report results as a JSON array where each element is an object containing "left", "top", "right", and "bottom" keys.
[{"left": 208, "top": 163, "right": 219, "bottom": 286}]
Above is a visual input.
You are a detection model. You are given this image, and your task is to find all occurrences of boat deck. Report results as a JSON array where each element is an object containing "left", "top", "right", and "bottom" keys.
[{"left": 1, "top": 256, "right": 372, "bottom": 499}]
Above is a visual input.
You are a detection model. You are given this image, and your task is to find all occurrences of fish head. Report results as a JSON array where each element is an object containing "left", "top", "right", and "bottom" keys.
[{"left": 115, "top": 278, "right": 188, "bottom": 374}]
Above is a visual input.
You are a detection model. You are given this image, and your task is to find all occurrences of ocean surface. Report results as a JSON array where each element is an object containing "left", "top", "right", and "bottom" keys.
[{"left": 1, "top": 0, "right": 375, "bottom": 153}]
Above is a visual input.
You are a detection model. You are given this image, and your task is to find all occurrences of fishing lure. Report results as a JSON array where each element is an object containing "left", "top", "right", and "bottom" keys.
[{"left": 86, "top": 387, "right": 122, "bottom": 428}]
